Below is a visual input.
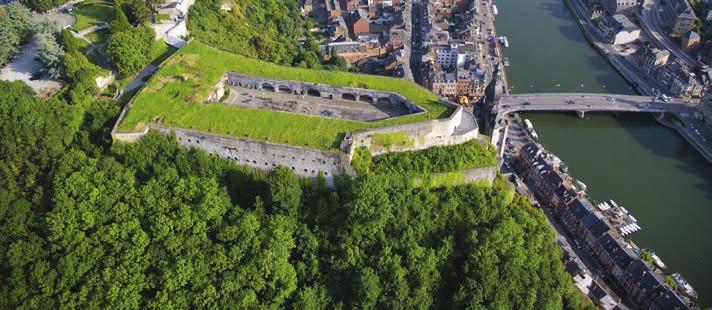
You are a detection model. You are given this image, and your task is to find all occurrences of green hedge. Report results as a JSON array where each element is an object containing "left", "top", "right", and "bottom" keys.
[{"left": 371, "top": 140, "right": 497, "bottom": 174}]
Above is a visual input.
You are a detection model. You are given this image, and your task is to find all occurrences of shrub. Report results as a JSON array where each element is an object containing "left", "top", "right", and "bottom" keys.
[
  {"left": 371, "top": 140, "right": 497, "bottom": 174},
  {"left": 351, "top": 146, "right": 372, "bottom": 176}
]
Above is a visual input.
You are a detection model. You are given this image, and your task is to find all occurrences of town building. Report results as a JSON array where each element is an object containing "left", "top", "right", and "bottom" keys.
[
  {"left": 698, "top": 93, "right": 712, "bottom": 125},
  {"left": 516, "top": 142, "right": 578, "bottom": 210},
  {"left": 660, "top": 0, "right": 699, "bottom": 35},
  {"left": 455, "top": 70, "right": 473, "bottom": 96},
  {"left": 433, "top": 43, "right": 476, "bottom": 69},
  {"left": 587, "top": 1, "right": 608, "bottom": 20},
  {"left": 601, "top": 0, "right": 637, "bottom": 14},
  {"left": 431, "top": 72, "right": 457, "bottom": 96},
  {"left": 659, "top": 59, "right": 707, "bottom": 98},
  {"left": 680, "top": 31, "right": 701, "bottom": 52},
  {"left": 557, "top": 198, "right": 691, "bottom": 310},
  {"left": 634, "top": 47, "right": 670, "bottom": 76},
  {"left": 606, "top": 14, "right": 641, "bottom": 45}
]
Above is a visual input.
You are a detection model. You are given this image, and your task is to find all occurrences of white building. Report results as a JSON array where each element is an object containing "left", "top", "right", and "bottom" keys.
[
  {"left": 434, "top": 43, "right": 475, "bottom": 69},
  {"left": 609, "top": 14, "right": 641, "bottom": 45}
]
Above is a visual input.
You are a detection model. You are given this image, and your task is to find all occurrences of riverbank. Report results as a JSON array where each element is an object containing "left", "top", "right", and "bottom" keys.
[
  {"left": 562, "top": 0, "right": 652, "bottom": 95},
  {"left": 495, "top": 0, "right": 712, "bottom": 305},
  {"left": 561, "top": 0, "right": 712, "bottom": 165}
]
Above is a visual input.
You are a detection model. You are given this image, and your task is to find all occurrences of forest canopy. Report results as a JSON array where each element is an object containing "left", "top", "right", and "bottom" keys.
[{"left": 0, "top": 91, "right": 590, "bottom": 307}]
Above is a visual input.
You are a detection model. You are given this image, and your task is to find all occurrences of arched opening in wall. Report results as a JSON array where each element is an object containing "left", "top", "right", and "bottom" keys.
[
  {"left": 278, "top": 85, "right": 292, "bottom": 94},
  {"left": 262, "top": 83, "right": 275, "bottom": 92},
  {"left": 342, "top": 93, "right": 356, "bottom": 101},
  {"left": 377, "top": 97, "right": 392, "bottom": 106},
  {"left": 359, "top": 95, "right": 374, "bottom": 104},
  {"left": 307, "top": 88, "right": 321, "bottom": 97}
]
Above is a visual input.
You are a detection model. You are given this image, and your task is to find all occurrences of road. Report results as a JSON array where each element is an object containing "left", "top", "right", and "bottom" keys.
[
  {"left": 410, "top": 0, "right": 425, "bottom": 85},
  {"left": 491, "top": 92, "right": 712, "bottom": 165},
  {"left": 566, "top": 0, "right": 667, "bottom": 96},
  {"left": 638, "top": 0, "right": 698, "bottom": 68},
  {"left": 497, "top": 92, "right": 695, "bottom": 114},
  {"left": 401, "top": 0, "right": 414, "bottom": 81}
]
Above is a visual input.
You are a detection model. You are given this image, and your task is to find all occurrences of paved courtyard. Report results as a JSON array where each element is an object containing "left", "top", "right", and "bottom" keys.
[
  {"left": 0, "top": 41, "right": 63, "bottom": 97},
  {"left": 223, "top": 86, "right": 413, "bottom": 122}
]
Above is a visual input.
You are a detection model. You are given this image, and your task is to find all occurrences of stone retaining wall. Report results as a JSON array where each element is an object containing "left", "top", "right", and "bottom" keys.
[
  {"left": 342, "top": 105, "right": 479, "bottom": 158},
  {"left": 224, "top": 73, "right": 425, "bottom": 114},
  {"left": 112, "top": 74, "right": 483, "bottom": 184},
  {"left": 151, "top": 126, "right": 353, "bottom": 182}
]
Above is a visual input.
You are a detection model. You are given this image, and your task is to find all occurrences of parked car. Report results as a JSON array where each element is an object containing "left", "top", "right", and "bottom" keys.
[{"left": 29, "top": 71, "right": 44, "bottom": 81}]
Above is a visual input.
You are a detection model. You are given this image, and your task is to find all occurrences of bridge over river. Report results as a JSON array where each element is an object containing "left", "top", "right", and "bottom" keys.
[
  {"left": 490, "top": 92, "right": 712, "bottom": 163},
  {"left": 495, "top": 92, "right": 696, "bottom": 116}
]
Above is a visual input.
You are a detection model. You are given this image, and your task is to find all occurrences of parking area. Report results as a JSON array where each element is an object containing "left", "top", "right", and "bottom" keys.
[
  {"left": 0, "top": 40, "right": 63, "bottom": 97},
  {"left": 223, "top": 86, "right": 412, "bottom": 122}
]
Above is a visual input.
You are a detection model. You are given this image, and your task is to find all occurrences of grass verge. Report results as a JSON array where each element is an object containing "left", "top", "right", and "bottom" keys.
[{"left": 71, "top": 0, "right": 113, "bottom": 31}]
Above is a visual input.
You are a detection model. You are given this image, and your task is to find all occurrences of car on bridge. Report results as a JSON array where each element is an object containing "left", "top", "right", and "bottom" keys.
[
  {"left": 566, "top": 100, "right": 575, "bottom": 104},
  {"left": 522, "top": 101, "right": 531, "bottom": 106}
]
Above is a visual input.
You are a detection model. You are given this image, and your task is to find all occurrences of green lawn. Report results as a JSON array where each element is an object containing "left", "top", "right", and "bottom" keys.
[
  {"left": 72, "top": 0, "right": 113, "bottom": 31},
  {"left": 85, "top": 28, "right": 109, "bottom": 44},
  {"left": 118, "top": 41, "right": 452, "bottom": 150},
  {"left": 150, "top": 42, "right": 179, "bottom": 66}
]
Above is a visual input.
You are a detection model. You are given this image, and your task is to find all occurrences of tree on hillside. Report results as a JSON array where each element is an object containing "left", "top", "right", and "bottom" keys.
[
  {"left": 34, "top": 21, "right": 64, "bottom": 79},
  {"left": 110, "top": 6, "right": 132, "bottom": 33},
  {"left": 108, "top": 25, "right": 154, "bottom": 76},
  {"left": 266, "top": 166, "right": 302, "bottom": 217},
  {"left": 125, "top": 0, "right": 151, "bottom": 25},
  {"left": 19, "top": 0, "right": 68, "bottom": 12},
  {"left": 59, "top": 29, "right": 79, "bottom": 52},
  {"left": 0, "top": 2, "right": 33, "bottom": 66},
  {"left": 0, "top": 113, "right": 594, "bottom": 309}
]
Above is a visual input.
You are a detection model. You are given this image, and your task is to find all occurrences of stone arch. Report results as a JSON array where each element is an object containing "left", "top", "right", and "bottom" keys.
[
  {"left": 359, "top": 94, "right": 374, "bottom": 103},
  {"left": 377, "top": 97, "right": 392, "bottom": 105},
  {"left": 278, "top": 85, "right": 292, "bottom": 94},
  {"left": 342, "top": 93, "right": 357, "bottom": 101},
  {"left": 307, "top": 88, "right": 321, "bottom": 97},
  {"left": 262, "top": 83, "right": 275, "bottom": 92}
]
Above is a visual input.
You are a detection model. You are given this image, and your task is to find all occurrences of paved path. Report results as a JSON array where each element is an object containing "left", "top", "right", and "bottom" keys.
[
  {"left": 0, "top": 40, "right": 62, "bottom": 96},
  {"left": 41, "top": 12, "right": 76, "bottom": 28},
  {"left": 117, "top": 65, "right": 157, "bottom": 99},
  {"left": 77, "top": 23, "right": 108, "bottom": 36}
]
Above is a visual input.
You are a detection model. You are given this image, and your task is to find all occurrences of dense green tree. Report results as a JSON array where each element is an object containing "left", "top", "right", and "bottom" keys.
[
  {"left": 60, "top": 29, "right": 79, "bottom": 52},
  {"left": 188, "top": 0, "right": 301, "bottom": 65},
  {"left": 19, "top": 0, "right": 67, "bottom": 12},
  {"left": 110, "top": 6, "right": 132, "bottom": 34},
  {"left": 266, "top": 166, "right": 302, "bottom": 217},
  {"left": 124, "top": 0, "right": 151, "bottom": 25},
  {"left": 0, "top": 2, "right": 33, "bottom": 66},
  {"left": 34, "top": 22, "right": 64, "bottom": 79},
  {"left": 108, "top": 25, "right": 154, "bottom": 76}
]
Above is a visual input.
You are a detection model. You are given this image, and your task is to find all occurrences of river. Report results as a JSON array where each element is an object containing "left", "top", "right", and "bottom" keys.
[{"left": 495, "top": 0, "right": 712, "bottom": 305}]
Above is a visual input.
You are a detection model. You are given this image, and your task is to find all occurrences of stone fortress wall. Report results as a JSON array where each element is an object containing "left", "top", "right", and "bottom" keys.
[
  {"left": 112, "top": 73, "right": 485, "bottom": 184},
  {"left": 341, "top": 102, "right": 480, "bottom": 159},
  {"left": 151, "top": 125, "right": 353, "bottom": 178},
  {"left": 220, "top": 73, "right": 425, "bottom": 115}
]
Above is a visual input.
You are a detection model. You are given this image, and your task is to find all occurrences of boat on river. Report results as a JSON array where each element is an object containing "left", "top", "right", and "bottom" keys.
[
  {"left": 499, "top": 36, "right": 509, "bottom": 47},
  {"left": 672, "top": 273, "right": 698, "bottom": 300}
]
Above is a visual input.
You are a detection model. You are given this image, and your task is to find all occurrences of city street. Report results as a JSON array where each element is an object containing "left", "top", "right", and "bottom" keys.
[{"left": 638, "top": 0, "right": 698, "bottom": 68}]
